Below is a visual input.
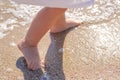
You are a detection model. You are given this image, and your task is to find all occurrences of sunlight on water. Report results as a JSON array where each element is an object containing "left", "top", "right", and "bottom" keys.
[
  {"left": 0, "top": 0, "right": 120, "bottom": 39},
  {"left": 0, "top": 0, "right": 120, "bottom": 79},
  {"left": 0, "top": 0, "right": 41, "bottom": 39}
]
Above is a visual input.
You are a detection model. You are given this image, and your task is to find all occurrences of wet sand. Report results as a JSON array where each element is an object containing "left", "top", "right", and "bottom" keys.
[
  {"left": 0, "top": 0, "right": 120, "bottom": 80},
  {"left": 0, "top": 18, "right": 120, "bottom": 80}
]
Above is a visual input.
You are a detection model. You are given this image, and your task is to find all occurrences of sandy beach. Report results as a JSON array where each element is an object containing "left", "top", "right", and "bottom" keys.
[
  {"left": 0, "top": 0, "right": 120, "bottom": 80},
  {"left": 0, "top": 19, "right": 120, "bottom": 80}
]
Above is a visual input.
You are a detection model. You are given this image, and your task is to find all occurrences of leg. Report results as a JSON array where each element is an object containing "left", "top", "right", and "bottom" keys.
[
  {"left": 50, "top": 13, "right": 80, "bottom": 33},
  {"left": 18, "top": 7, "right": 67, "bottom": 70}
]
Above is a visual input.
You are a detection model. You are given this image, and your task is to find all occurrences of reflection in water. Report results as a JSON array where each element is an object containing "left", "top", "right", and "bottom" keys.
[
  {"left": 16, "top": 57, "right": 43, "bottom": 80},
  {"left": 16, "top": 28, "right": 72, "bottom": 80},
  {"left": 44, "top": 31, "right": 69, "bottom": 80},
  {"left": 0, "top": 0, "right": 120, "bottom": 79}
]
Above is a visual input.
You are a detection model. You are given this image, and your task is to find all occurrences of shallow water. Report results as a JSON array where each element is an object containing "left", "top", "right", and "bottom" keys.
[
  {"left": 0, "top": 0, "right": 120, "bottom": 39},
  {"left": 0, "top": 0, "right": 120, "bottom": 80}
]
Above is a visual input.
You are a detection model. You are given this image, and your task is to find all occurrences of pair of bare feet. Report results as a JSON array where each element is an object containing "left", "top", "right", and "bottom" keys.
[{"left": 17, "top": 20, "right": 80, "bottom": 70}]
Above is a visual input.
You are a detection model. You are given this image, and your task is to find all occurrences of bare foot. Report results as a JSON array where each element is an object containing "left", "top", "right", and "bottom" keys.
[
  {"left": 17, "top": 40, "right": 41, "bottom": 70},
  {"left": 50, "top": 19, "right": 81, "bottom": 33}
]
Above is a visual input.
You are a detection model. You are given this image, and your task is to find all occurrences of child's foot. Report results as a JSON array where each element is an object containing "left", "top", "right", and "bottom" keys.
[
  {"left": 17, "top": 40, "right": 41, "bottom": 70},
  {"left": 50, "top": 19, "right": 81, "bottom": 33}
]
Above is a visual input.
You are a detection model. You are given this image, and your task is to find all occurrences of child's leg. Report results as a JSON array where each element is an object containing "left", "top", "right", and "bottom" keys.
[
  {"left": 18, "top": 7, "right": 67, "bottom": 70},
  {"left": 50, "top": 13, "right": 80, "bottom": 33}
]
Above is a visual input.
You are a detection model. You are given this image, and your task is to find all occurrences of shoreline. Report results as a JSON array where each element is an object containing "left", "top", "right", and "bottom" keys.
[
  {"left": 0, "top": 0, "right": 120, "bottom": 79},
  {"left": 0, "top": 20, "right": 120, "bottom": 79}
]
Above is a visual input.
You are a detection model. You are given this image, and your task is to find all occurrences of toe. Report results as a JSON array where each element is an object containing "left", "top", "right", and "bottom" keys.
[
  {"left": 33, "top": 63, "right": 39, "bottom": 70},
  {"left": 28, "top": 62, "right": 33, "bottom": 70},
  {"left": 31, "top": 62, "right": 38, "bottom": 70},
  {"left": 41, "top": 62, "right": 45, "bottom": 68}
]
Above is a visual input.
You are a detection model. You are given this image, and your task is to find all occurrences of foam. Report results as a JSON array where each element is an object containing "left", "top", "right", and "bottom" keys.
[{"left": 0, "top": 0, "right": 120, "bottom": 39}]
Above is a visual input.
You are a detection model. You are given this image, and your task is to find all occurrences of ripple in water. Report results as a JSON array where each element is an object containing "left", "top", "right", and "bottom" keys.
[{"left": 0, "top": 0, "right": 120, "bottom": 39}]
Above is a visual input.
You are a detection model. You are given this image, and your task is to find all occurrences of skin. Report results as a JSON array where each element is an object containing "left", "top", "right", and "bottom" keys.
[{"left": 17, "top": 7, "right": 80, "bottom": 70}]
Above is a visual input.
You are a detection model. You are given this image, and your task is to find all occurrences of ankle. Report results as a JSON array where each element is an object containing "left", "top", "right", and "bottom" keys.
[{"left": 17, "top": 39, "right": 37, "bottom": 49}]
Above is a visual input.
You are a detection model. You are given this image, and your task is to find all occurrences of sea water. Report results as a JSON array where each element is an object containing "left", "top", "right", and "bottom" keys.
[{"left": 0, "top": 0, "right": 120, "bottom": 39}]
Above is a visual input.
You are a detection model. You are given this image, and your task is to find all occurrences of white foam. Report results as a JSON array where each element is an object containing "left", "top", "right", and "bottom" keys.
[
  {"left": 10, "top": 42, "right": 16, "bottom": 46},
  {"left": 0, "top": 0, "right": 41, "bottom": 39},
  {"left": 58, "top": 48, "right": 64, "bottom": 53},
  {"left": 0, "top": 0, "right": 119, "bottom": 39},
  {"left": 0, "top": 32, "right": 6, "bottom": 39}
]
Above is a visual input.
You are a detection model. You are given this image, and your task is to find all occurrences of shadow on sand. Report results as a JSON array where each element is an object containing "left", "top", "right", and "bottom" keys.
[
  {"left": 16, "top": 57, "right": 43, "bottom": 80},
  {"left": 16, "top": 27, "right": 75, "bottom": 80}
]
